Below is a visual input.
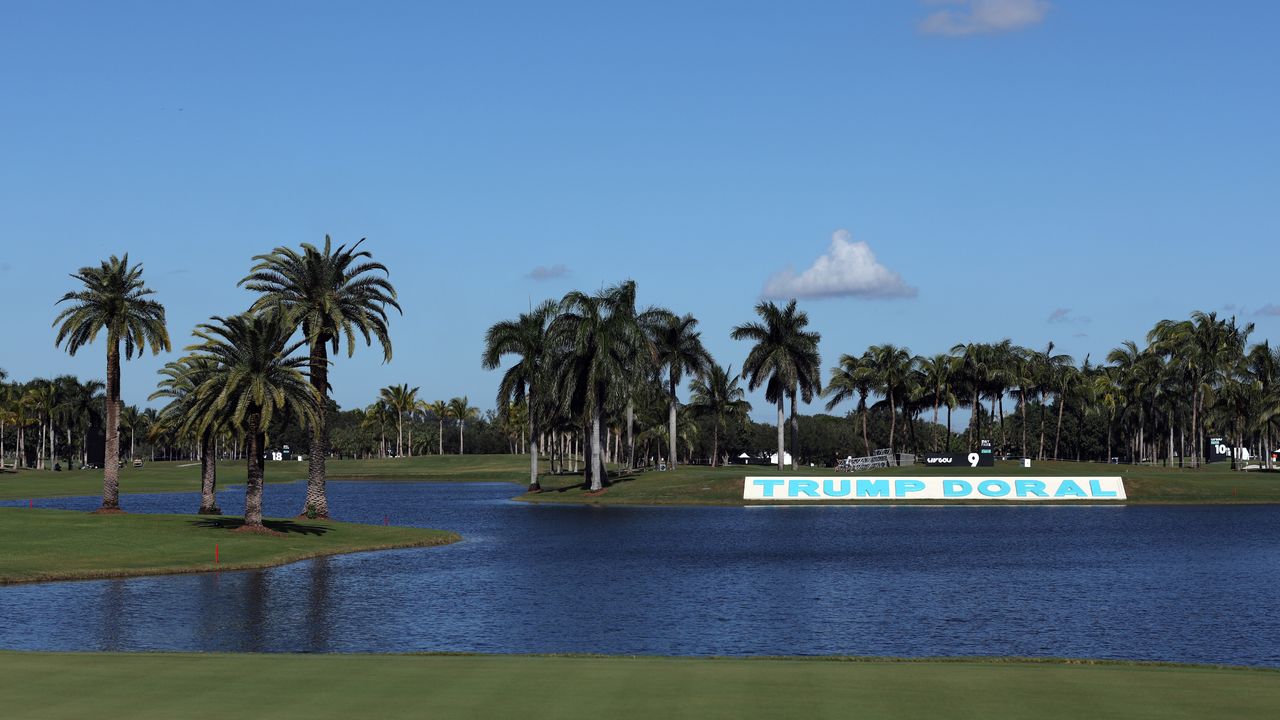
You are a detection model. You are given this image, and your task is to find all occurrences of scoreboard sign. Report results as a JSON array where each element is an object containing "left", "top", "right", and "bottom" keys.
[{"left": 922, "top": 452, "right": 994, "bottom": 468}]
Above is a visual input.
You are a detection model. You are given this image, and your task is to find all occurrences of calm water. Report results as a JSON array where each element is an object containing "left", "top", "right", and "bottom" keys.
[{"left": 2, "top": 481, "right": 1279, "bottom": 666}]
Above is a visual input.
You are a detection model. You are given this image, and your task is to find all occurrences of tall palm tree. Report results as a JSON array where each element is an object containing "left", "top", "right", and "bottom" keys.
[
  {"left": 186, "top": 312, "right": 318, "bottom": 529},
  {"left": 688, "top": 362, "right": 751, "bottom": 466},
  {"left": 1030, "top": 341, "right": 1072, "bottom": 460},
  {"left": 482, "top": 300, "right": 557, "bottom": 490},
  {"left": 913, "top": 353, "right": 957, "bottom": 452},
  {"left": 652, "top": 313, "right": 711, "bottom": 470},
  {"left": 864, "top": 344, "right": 912, "bottom": 464},
  {"left": 732, "top": 300, "right": 821, "bottom": 470},
  {"left": 448, "top": 396, "right": 479, "bottom": 455},
  {"left": 151, "top": 356, "right": 223, "bottom": 514},
  {"left": 823, "top": 353, "right": 875, "bottom": 457},
  {"left": 550, "top": 281, "right": 656, "bottom": 490},
  {"left": 241, "top": 235, "right": 400, "bottom": 519},
  {"left": 362, "top": 400, "right": 394, "bottom": 458},
  {"left": 53, "top": 254, "right": 170, "bottom": 511},
  {"left": 379, "top": 383, "right": 419, "bottom": 457},
  {"left": 63, "top": 377, "right": 105, "bottom": 468},
  {"left": 426, "top": 400, "right": 450, "bottom": 455}
]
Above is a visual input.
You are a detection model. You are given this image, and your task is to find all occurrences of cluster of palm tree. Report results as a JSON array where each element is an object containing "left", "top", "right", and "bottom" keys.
[
  {"left": 46, "top": 239, "right": 398, "bottom": 527},
  {"left": 484, "top": 285, "right": 827, "bottom": 491},
  {"left": 359, "top": 387, "right": 481, "bottom": 458},
  {"left": 0, "top": 374, "right": 105, "bottom": 471},
  {"left": 820, "top": 312, "right": 1278, "bottom": 470}
]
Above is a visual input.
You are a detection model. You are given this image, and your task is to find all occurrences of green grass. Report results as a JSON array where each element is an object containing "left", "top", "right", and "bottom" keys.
[
  {"left": 4, "top": 454, "right": 1278, "bottom": 505},
  {"left": 0, "top": 507, "right": 459, "bottom": 584},
  {"left": 0, "top": 454, "right": 532, "bottom": 501},
  {"left": 523, "top": 459, "right": 1280, "bottom": 505},
  {"left": 0, "top": 653, "right": 1276, "bottom": 719}
]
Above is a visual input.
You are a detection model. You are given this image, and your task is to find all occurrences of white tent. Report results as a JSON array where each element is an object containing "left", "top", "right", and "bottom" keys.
[
  {"left": 738, "top": 453, "right": 752, "bottom": 464},
  {"left": 769, "top": 451, "right": 792, "bottom": 466}
]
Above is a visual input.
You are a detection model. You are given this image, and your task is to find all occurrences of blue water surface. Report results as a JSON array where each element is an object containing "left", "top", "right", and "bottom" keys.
[{"left": 2, "top": 481, "right": 1279, "bottom": 665}]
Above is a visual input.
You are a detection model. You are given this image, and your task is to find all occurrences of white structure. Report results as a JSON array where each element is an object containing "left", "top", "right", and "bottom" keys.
[
  {"left": 769, "top": 451, "right": 793, "bottom": 466},
  {"left": 738, "top": 453, "right": 752, "bottom": 464}
]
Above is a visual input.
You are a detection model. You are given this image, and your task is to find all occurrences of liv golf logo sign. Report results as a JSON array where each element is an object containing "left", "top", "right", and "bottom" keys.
[{"left": 743, "top": 476, "right": 1127, "bottom": 501}]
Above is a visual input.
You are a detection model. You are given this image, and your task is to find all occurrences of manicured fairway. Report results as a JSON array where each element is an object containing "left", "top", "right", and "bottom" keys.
[
  {"left": 0, "top": 454, "right": 532, "bottom": 501},
  {"left": 525, "top": 459, "right": 1280, "bottom": 505},
  {"left": 1, "top": 653, "right": 1277, "bottom": 719},
  {"left": 0, "top": 507, "right": 459, "bottom": 584}
]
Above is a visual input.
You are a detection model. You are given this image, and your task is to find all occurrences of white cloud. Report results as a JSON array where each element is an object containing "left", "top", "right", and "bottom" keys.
[
  {"left": 1255, "top": 304, "right": 1280, "bottom": 317},
  {"left": 919, "top": 0, "right": 1050, "bottom": 36},
  {"left": 526, "top": 264, "right": 570, "bottom": 280},
  {"left": 762, "top": 230, "right": 916, "bottom": 300}
]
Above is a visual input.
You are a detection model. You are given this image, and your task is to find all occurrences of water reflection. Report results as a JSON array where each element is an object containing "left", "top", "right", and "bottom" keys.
[{"left": 2, "top": 482, "right": 1280, "bottom": 666}]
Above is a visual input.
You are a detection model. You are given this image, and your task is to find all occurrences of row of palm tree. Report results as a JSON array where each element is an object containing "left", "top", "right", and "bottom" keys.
[
  {"left": 483, "top": 285, "right": 822, "bottom": 490},
  {"left": 817, "top": 312, "right": 1278, "bottom": 469},
  {"left": 361, "top": 388, "right": 481, "bottom": 458},
  {"left": 47, "top": 239, "right": 398, "bottom": 526},
  {"left": 0, "top": 375, "right": 105, "bottom": 470}
]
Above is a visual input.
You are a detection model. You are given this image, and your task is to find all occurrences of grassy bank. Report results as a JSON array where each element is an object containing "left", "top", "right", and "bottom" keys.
[
  {"left": 0, "top": 507, "right": 459, "bottom": 584},
  {"left": 522, "top": 459, "right": 1280, "bottom": 505},
  {"left": 1, "top": 652, "right": 1276, "bottom": 719},
  {"left": 0, "top": 454, "right": 531, "bottom": 501},
  {"left": 3, "top": 454, "right": 1277, "bottom": 506}
]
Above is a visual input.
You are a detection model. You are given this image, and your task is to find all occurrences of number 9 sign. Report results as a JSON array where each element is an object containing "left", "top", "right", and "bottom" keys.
[{"left": 967, "top": 452, "right": 980, "bottom": 468}]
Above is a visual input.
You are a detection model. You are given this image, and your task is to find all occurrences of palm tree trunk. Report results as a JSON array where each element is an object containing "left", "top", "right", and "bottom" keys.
[
  {"left": 438, "top": 419, "right": 444, "bottom": 456},
  {"left": 932, "top": 397, "right": 940, "bottom": 451},
  {"left": 589, "top": 403, "right": 604, "bottom": 491},
  {"left": 1037, "top": 391, "right": 1048, "bottom": 460},
  {"left": 970, "top": 388, "right": 979, "bottom": 451},
  {"left": 1020, "top": 393, "right": 1027, "bottom": 458},
  {"left": 790, "top": 391, "right": 799, "bottom": 470},
  {"left": 626, "top": 400, "right": 635, "bottom": 471},
  {"left": 668, "top": 378, "right": 678, "bottom": 471},
  {"left": 244, "top": 414, "right": 265, "bottom": 528},
  {"left": 101, "top": 341, "right": 122, "bottom": 511},
  {"left": 1054, "top": 393, "right": 1066, "bottom": 460},
  {"left": 861, "top": 401, "right": 870, "bottom": 456},
  {"left": 303, "top": 341, "right": 330, "bottom": 519},
  {"left": 711, "top": 421, "right": 719, "bottom": 468},
  {"left": 458, "top": 421, "right": 464, "bottom": 455},
  {"left": 775, "top": 396, "right": 785, "bottom": 470},
  {"left": 199, "top": 432, "right": 220, "bottom": 515},
  {"left": 889, "top": 388, "right": 899, "bottom": 465},
  {"left": 528, "top": 396, "right": 540, "bottom": 491},
  {"left": 946, "top": 404, "right": 953, "bottom": 452},
  {"left": 397, "top": 413, "right": 404, "bottom": 458}
]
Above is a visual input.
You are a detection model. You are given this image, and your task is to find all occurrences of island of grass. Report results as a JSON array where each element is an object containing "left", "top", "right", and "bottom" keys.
[
  {"left": 3, "top": 454, "right": 1278, "bottom": 507},
  {"left": 521, "top": 458, "right": 1280, "bottom": 506},
  {"left": 1, "top": 652, "right": 1277, "bottom": 719},
  {"left": 0, "top": 507, "right": 460, "bottom": 584}
]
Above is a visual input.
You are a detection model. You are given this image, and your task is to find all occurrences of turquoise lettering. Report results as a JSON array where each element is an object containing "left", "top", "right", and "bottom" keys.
[
  {"left": 823, "top": 479, "right": 852, "bottom": 497},
  {"left": 944, "top": 480, "right": 971, "bottom": 497},
  {"left": 789, "top": 479, "right": 819, "bottom": 498},
  {"left": 895, "top": 479, "right": 926, "bottom": 496},
  {"left": 1089, "top": 479, "right": 1118, "bottom": 498},
  {"left": 1054, "top": 480, "right": 1087, "bottom": 498},
  {"left": 753, "top": 479, "right": 784, "bottom": 498},
  {"left": 856, "top": 479, "right": 890, "bottom": 497},
  {"left": 978, "top": 480, "right": 1011, "bottom": 497},
  {"left": 1015, "top": 480, "right": 1048, "bottom": 497}
]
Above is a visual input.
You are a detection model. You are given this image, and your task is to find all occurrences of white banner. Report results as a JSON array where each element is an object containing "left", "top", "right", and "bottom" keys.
[{"left": 743, "top": 476, "right": 1127, "bottom": 501}]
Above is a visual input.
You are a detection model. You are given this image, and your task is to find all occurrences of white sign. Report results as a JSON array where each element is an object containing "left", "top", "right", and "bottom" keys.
[{"left": 743, "top": 476, "right": 1127, "bottom": 501}]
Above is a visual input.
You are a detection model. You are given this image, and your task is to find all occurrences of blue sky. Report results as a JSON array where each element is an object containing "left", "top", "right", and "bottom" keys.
[{"left": 2, "top": 1, "right": 1276, "bottom": 420}]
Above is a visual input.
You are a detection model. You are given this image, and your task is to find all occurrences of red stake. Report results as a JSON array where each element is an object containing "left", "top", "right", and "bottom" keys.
[
  {"left": 215, "top": 544, "right": 219, "bottom": 564},
  {"left": 29, "top": 499, "right": 33, "bottom": 509},
  {"left": 383, "top": 515, "right": 389, "bottom": 526}
]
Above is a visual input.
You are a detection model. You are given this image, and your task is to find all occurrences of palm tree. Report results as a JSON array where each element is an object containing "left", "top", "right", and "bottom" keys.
[
  {"left": 448, "top": 396, "right": 479, "bottom": 455},
  {"left": 550, "top": 281, "right": 656, "bottom": 490},
  {"left": 823, "top": 353, "right": 875, "bottom": 456},
  {"left": 362, "top": 400, "right": 394, "bottom": 458},
  {"left": 426, "top": 400, "right": 450, "bottom": 455},
  {"left": 864, "top": 344, "right": 912, "bottom": 464},
  {"left": 53, "top": 254, "right": 170, "bottom": 511},
  {"left": 151, "top": 356, "right": 223, "bottom": 514},
  {"left": 241, "top": 235, "right": 400, "bottom": 519},
  {"left": 913, "top": 353, "right": 957, "bottom": 452},
  {"left": 185, "top": 312, "right": 318, "bottom": 530},
  {"left": 732, "top": 300, "right": 821, "bottom": 470},
  {"left": 652, "top": 313, "right": 711, "bottom": 470},
  {"left": 1030, "top": 342, "right": 1072, "bottom": 460},
  {"left": 482, "top": 300, "right": 557, "bottom": 490},
  {"left": 688, "top": 362, "right": 751, "bottom": 466},
  {"left": 379, "top": 384, "right": 419, "bottom": 457},
  {"left": 63, "top": 377, "right": 105, "bottom": 468}
]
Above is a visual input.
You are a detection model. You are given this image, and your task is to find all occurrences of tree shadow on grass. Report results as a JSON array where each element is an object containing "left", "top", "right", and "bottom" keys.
[{"left": 189, "top": 518, "right": 331, "bottom": 536}]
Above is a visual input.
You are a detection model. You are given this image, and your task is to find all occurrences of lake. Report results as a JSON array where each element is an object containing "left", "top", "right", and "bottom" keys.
[{"left": 2, "top": 481, "right": 1279, "bottom": 666}]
